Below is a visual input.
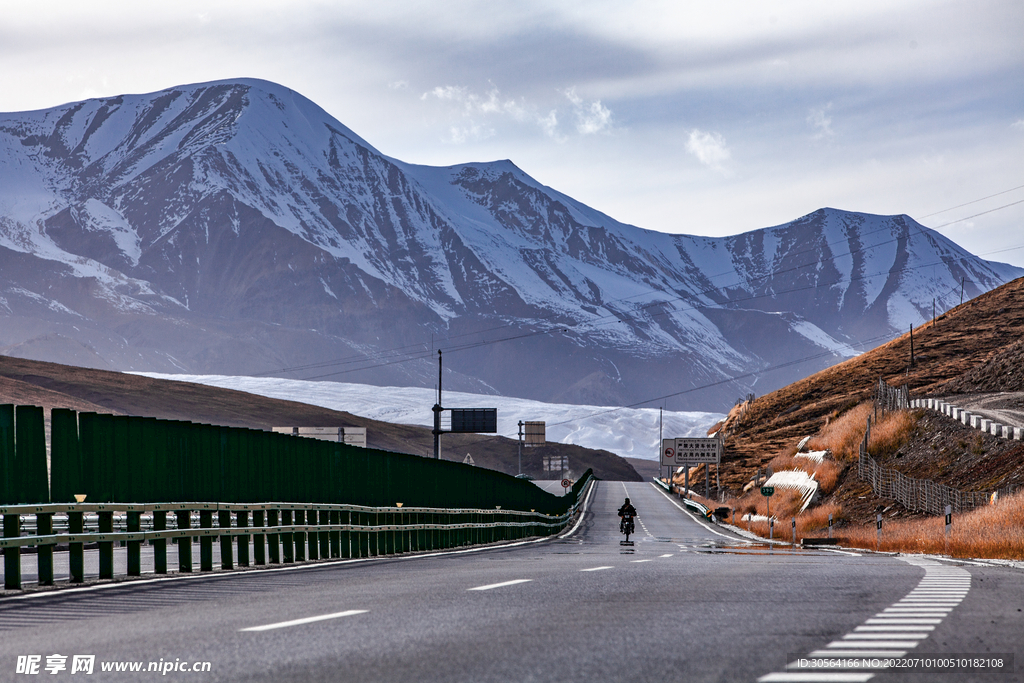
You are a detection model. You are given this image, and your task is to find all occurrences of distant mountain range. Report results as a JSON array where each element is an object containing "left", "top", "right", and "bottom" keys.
[{"left": 1, "top": 78, "right": 1020, "bottom": 411}]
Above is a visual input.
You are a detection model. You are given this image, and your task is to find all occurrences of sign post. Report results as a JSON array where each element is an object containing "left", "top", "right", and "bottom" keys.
[
  {"left": 944, "top": 504, "right": 952, "bottom": 554},
  {"left": 760, "top": 485, "right": 774, "bottom": 523}
]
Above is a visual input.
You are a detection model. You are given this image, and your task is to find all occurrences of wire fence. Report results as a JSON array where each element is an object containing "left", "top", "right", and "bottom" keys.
[{"left": 858, "top": 379, "right": 1020, "bottom": 514}]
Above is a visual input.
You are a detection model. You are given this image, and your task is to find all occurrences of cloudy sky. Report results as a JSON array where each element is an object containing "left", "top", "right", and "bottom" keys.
[{"left": 2, "top": 1, "right": 1022, "bottom": 265}]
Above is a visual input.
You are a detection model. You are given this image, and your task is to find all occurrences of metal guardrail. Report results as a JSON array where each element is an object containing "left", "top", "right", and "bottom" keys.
[
  {"left": 1, "top": 475, "right": 596, "bottom": 591},
  {"left": 652, "top": 477, "right": 711, "bottom": 518}
]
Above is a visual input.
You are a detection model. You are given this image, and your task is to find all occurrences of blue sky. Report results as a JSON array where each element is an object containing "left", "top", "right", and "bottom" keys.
[{"left": 2, "top": 1, "right": 1022, "bottom": 266}]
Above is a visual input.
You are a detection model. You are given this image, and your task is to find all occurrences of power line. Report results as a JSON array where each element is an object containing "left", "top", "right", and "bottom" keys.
[{"left": 918, "top": 183, "right": 1024, "bottom": 219}]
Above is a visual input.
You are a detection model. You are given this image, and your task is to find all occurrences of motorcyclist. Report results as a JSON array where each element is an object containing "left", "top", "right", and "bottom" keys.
[{"left": 618, "top": 497, "right": 637, "bottom": 533}]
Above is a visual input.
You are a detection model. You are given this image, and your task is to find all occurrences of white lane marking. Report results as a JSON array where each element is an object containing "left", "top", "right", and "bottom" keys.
[
  {"left": 659, "top": 553, "right": 674, "bottom": 558},
  {"left": 648, "top": 483, "right": 748, "bottom": 541},
  {"left": 759, "top": 673, "right": 875, "bottom": 682},
  {"left": 814, "top": 547, "right": 863, "bottom": 557},
  {"left": 844, "top": 633, "right": 931, "bottom": 640},
  {"left": 809, "top": 649, "right": 907, "bottom": 657},
  {"left": 827, "top": 640, "right": 921, "bottom": 649},
  {"left": 240, "top": 609, "right": 367, "bottom": 632},
  {"left": 758, "top": 559, "right": 970, "bottom": 681},
  {"left": 865, "top": 618, "right": 943, "bottom": 625},
  {"left": 855, "top": 625, "right": 935, "bottom": 632},
  {"left": 580, "top": 566, "right": 613, "bottom": 572},
  {"left": 621, "top": 482, "right": 654, "bottom": 538},
  {"left": 630, "top": 559, "right": 654, "bottom": 563},
  {"left": 468, "top": 579, "right": 532, "bottom": 591},
  {"left": 559, "top": 479, "right": 596, "bottom": 539}
]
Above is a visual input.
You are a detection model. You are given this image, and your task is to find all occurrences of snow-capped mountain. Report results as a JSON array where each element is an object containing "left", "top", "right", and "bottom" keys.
[
  {"left": 1, "top": 79, "right": 1020, "bottom": 411},
  {"left": 135, "top": 373, "right": 724, "bottom": 460}
]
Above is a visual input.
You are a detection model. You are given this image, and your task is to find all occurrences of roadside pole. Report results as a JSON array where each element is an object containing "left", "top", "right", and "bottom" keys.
[{"left": 945, "top": 505, "right": 952, "bottom": 555}]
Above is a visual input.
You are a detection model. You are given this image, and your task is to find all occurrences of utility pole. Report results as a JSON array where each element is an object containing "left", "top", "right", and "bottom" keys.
[
  {"left": 432, "top": 350, "right": 443, "bottom": 459},
  {"left": 960, "top": 277, "right": 965, "bottom": 306},
  {"left": 659, "top": 407, "right": 663, "bottom": 482},
  {"left": 909, "top": 325, "right": 915, "bottom": 368},
  {"left": 517, "top": 420, "right": 524, "bottom": 476}
]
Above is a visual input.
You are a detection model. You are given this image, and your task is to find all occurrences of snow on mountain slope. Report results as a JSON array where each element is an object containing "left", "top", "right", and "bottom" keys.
[
  {"left": 136, "top": 372, "right": 723, "bottom": 460},
  {"left": 1, "top": 78, "right": 1020, "bottom": 409}
]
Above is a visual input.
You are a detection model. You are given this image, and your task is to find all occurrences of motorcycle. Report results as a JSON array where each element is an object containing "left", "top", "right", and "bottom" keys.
[{"left": 619, "top": 512, "right": 635, "bottom": 545}]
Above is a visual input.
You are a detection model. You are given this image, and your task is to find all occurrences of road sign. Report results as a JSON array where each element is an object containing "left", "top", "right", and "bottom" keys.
[
  {"left": 760, "top": 486, "right": 774, "bottom": 497},
  {"left": 561, "top": 478, "right": 571, "bottom": 488},
  {"left": 661, "top": 439, "right": 676, "bottom": 464},
  {"left": 663, "top": 437, "right": 721, "bottom": 465},
  {"left": 525, "top": 421, "right": 546, "bottom": 445},
  {"left": 449, "top": 408, "right": 497, "bottom": 433}
]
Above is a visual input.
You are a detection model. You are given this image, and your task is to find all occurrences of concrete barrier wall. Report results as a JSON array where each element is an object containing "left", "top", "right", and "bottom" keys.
[{"left": 916, "top": 399, "right": 1022, "bottom": 441}]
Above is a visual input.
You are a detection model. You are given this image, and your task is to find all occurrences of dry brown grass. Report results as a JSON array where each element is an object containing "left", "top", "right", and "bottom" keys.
[
  {"left": 837, "top": 488, "right": 1024, "bottom": 559},
  {"left": 807, "top": 402, "right": 871, "bottom": 460},
  {"left": 806, "top": 402, "right": 917, "bottom": 462},
  {"left": 867, "top": 410, "right": 917, "bottom": 459}
]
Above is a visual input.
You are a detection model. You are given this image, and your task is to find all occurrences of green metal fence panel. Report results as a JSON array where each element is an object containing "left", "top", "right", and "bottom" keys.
[
  {"left": 42, "top": 406, "right": 581, "bottom": 513},
  {"left": 15, "top": 406, "right": 49, "bottom": 503},
  {"left": 0, "top": 405, "right": 15, "bottom": 505},
  {"left": 50, "top": 409, "right": 80, "bottom": 503}
]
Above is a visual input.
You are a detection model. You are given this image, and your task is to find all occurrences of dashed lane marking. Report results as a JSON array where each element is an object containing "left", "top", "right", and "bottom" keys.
[
  {"left": 240, "top": 609, "right": 367, "bottom": 632},
  {"left": 580, "top": 566, "right": 613, "bottom": 572},
  {"left": 467, "top": 579, "right": 533, "bottom": 591}
]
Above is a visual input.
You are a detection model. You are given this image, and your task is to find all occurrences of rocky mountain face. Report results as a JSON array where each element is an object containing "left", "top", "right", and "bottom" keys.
[{"left": 1, "top": 79, "right": 1020, "bottom": 411}]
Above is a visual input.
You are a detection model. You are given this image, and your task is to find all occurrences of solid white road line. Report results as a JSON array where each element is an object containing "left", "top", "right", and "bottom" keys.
[
  {"left": 240, "top": 609, "right": 368, "bottom": 632},
  {"left": 580, "top": 566, "right": 613, "bottom": 572},
  {"left": 467, "top": 579, "right": 533, "bottom": 591}
]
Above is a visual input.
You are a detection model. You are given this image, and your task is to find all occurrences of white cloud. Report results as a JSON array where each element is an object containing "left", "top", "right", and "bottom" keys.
[
  {"left": 1013, "top": 119, "right": 1024, "bottom": 131},
  {"left": 685, "top": 129, "right": 731, "bottom": 171},
  {"left": 565, "top": 87, "right": 612, "bottom": 135},
  {"left": 808, "top": 103, "right": 834, "bottom": 140},
  {"left": 421, "top": 83, "right": 573, "bottom": 142}
]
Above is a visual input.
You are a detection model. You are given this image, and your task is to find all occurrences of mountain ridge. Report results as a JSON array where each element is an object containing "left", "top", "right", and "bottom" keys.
[{"left": 1, "top": 78, "right": 1020, "bottom": 410}]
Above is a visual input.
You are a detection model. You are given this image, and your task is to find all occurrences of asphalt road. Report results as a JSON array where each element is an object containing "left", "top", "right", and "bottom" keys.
[{"left": 1, "top": 481, "right": 1021, "bottom": 682}]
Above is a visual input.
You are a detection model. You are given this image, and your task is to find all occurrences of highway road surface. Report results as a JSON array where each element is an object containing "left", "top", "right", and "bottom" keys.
[{"left": 1, "top": 480, "right": 1021, "bottom": 682}]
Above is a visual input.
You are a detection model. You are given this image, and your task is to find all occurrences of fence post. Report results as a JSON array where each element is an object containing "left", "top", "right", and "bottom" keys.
[
  {"left": 3, "top": 513, "right": 21, "bottom": 590},
  {"left": 177, "top": 510, "right": 193, "bottom": 573},
  {"left": 218, "top": 510, "right": 233, "bottom": 570},
  {"left": 126, "top": 511, "right": 141, "bottom": 576},
  {"left": 69, "top": 510, "right": 84, "bottom": 582},
  {"left": 237, "top": 511, "right": 250, "bottom": 567},
  {"left": 153, "top": 511, "right": 167, "bottom": 574},
  {"left": 319, "top": 510, "right": 330, "bottom": 559},
  {"left": 281, "top": 509, "right": 293, "bottom": 563},
  {"left": 268, "top": 509, "right": 281, "bottom": 564},
  {"left": 37, "top": 512, "right": 54, "bottom": 585},
  {"left": 294, "top": 509, "right": 306, "bottom": 562},
  {"left": 98, "top": 511, "right": 114, "bottom": 580},
  {"left": 253, "top": 510, "right": 266, "bottom": 566},
  {"left": 199, "top": 509, "right": 213, "bottom": 572}
]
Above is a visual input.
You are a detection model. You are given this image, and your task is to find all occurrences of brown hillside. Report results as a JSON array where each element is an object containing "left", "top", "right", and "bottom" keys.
[
  {"left": 720, "top": 277, "right": 1024, "bottom": 504},
  {"left": 0, "top": 354, "right": 640, "bottom": 482}
]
